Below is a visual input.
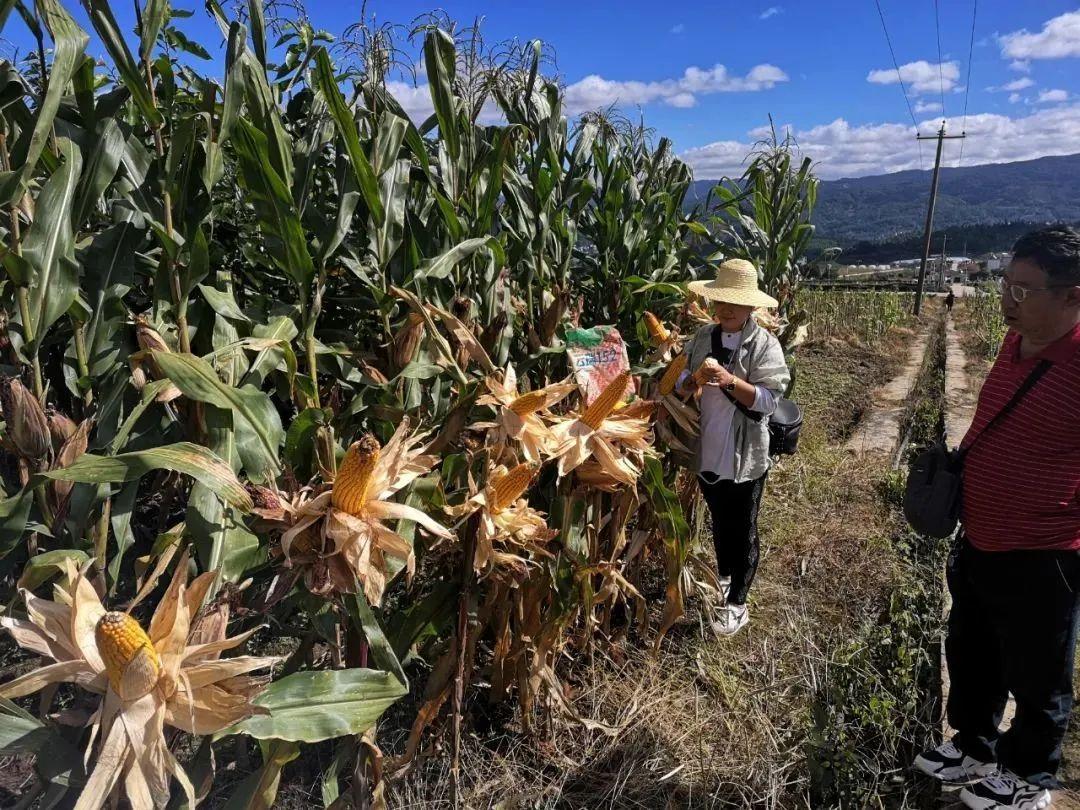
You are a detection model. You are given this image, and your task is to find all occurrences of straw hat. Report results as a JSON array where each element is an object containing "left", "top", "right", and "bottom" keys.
[{"left": 687, "top": 259, "right": 778, "bottom": 309}]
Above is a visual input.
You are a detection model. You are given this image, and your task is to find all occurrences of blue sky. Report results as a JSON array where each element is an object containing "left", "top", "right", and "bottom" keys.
[{"left": 6, "top": 1, "right": 1080, "bottom": 179}]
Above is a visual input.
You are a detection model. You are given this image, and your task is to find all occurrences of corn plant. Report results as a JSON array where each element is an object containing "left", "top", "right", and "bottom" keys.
[{"left": 0, "top": 2, "right": 721, "bottom": 805}]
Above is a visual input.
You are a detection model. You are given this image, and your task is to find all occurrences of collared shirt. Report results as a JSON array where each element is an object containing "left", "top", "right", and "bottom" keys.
[{"left": 961, "top": 322, "right": 1080, "bottom": 552}]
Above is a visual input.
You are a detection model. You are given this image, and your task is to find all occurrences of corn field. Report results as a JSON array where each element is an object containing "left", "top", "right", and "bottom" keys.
[
  {"left": 797, "top": 290, "right": 915, "bottom": 344},
  {"left": 958, "top": 285, "right": 1007, "bottom": 361},
  {"left": 0, "top": 2, "right": 821, "bottom": 807}
]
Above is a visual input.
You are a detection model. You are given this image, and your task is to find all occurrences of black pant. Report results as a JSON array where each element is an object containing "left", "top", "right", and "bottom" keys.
[
  {"left": 698, "top": 472, "right": 768, "bottom": 606},
  {"left": 946, "top": 539, "right": 1080, "bottom": 787}
]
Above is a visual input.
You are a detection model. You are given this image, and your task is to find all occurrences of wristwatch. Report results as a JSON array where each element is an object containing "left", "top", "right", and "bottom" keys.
[{"left": 723, "top": 378, "right": 737, "bottom": 393}]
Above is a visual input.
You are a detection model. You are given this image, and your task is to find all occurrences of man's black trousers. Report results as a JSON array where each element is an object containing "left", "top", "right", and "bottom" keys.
[{"left": 946, "top": 538, "right": 1080, "bottom": 788}]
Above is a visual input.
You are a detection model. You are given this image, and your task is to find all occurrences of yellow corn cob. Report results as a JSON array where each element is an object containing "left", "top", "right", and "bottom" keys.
[
  {"left": 490, "top": 463, "right": 537, "bottom": 512},
  {"left": 658, "top": 353, "right": 688, "bottom": 396},
  {"left": 508, "top": 390, "right": 547, "bottom": 416},
  {"left": 580, "top": 371, "right": 630, "bottom": 430},
  {"left": 95, "top": 612, "right": 161, "bottom": 700},
  {"left": 332, "top": 435, "right": 381, "bottom": 515},
  {"left": 643, "top": 311, "right": 669, "bottom": 345}
]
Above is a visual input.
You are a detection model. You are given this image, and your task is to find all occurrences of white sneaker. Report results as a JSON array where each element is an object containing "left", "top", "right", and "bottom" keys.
[
  {"left": 711, "top": 604, "right": 748, "bottom": 636},
  {"left": 960, "top": 771, "right": 1052, "bottom": 809},
  {"left": 914, "top": 740, "right": 997, "bottom": 784}
]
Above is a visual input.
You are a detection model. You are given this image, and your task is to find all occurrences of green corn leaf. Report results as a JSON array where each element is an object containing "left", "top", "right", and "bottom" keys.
[
  {"left": 0, "top": 488, "right": 32, "bottom": 559},
  {"left": 198, "top": 283, "right": 250, "bottom": 323},
  {"left": 17, "top": 548, "right": 90, "bottom": 590},
  {"left": 232, "top": 118, "right": 315, "bottom": 289},
  {"left": 413, "top": 236, "right": 504, "bottom": 281},
  {"left": 229, "top": 667, "right": 407, "bottom": 742},
  {"left": 107, "top": 480, "right": 138, "bottom": 594},
  {"left": 80, "top": 0, "right": 162, "bottom": 126},
  {"left": 0, "top": 0, "right": 87, "bottom": 204},
  {"left": 35, "top": 443, "right": 253, "bottom": 512},
  {"left": 22, "top": 138, "right": 81, "bottom": 353},
  {"left": 311, "top": 47, "right": 383, "bottom": 226},
  {"left": 71, "top": 118, "right": 124, "bottom": 226},
  {"left": 151, "top": 351, "right": 282, "bottom": 477},
  {"left": 139, "top": 0, "right": 168, "bottom": 61},
  {"left": 220, "top": 740, "right": 299, "bottom": 810},
  {"left": 423, "top": 29, "right": 459, "bottom": 164},
  {"left": 0, "top": 697, "right": 84, "bottom": 787}
]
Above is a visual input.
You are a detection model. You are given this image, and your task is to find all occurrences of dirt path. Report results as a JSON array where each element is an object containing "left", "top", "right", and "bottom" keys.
[{"left": 844, "top": 326, "right": 930, "bottom": 457}]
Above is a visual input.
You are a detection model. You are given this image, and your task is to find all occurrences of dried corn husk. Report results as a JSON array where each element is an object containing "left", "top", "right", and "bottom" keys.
[
  {"left": 130, "top": 316, "right": 183, "bottom": 403},
  {"left": 540, "top": 288, "right": 569, "bottom": 346},
  {"left": 0, "top": 375, "right": 49, "bottom": 460},
  {"left": 48, "top": 418, "right": 92, "bottom": 513},
  {"left": 46, "top": 407, "right": 77, "bottom": 452},
  {"left": 391, "top": 313, "right": 425, "bottom": 370}
]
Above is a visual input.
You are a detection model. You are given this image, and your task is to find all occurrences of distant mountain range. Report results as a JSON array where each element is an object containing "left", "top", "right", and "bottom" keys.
[{"left": 685, "top": 152, "right": 1080, "bottom": 252}]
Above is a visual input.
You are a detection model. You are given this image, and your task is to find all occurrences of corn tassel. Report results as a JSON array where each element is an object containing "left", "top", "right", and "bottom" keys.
[
  {"left": 580, "top": 371, "right": 630, "bottom": 430},
  {"left": 95, "top": 612, "right": 161, "bottom": 700},
  {"left": 332, "top": 435, "right": 381, "bottom": 515},
  {"left": 490, "top": 463, "right": 537, "bottom": 512},
  {"left": 658, "top": 354, "right": 688, "bottom": 396},
  {"left": 643, "top": 311, "right": 669, "bottom": 345},
  {"left": 508, "top": 390, "right": 547, "bottom": 416}
]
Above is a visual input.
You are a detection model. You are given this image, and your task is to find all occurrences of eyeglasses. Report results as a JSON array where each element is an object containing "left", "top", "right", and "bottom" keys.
[{"left": 999, "top": 279, "right": 1072, "bottom": 304}]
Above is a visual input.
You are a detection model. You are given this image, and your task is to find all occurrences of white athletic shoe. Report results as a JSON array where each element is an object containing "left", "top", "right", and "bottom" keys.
[
  {"left": 914, "top": 740, "right": 997, "bottom": 784},
  {"left": 711, "top": 604, "right": 748, "bottom": 636},
  {"left": 960, "top": 771, "right": 1052, "bottom": 809}
]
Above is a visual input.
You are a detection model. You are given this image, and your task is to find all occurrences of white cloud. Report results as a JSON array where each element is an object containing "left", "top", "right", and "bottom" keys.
[
  {"left": 1001, "top": 9, "right": 1080, "bottom": 60},
  {"left": 680, "top": 104, "right": 1080, "bottom": 180},
  {"left": 866, "top": 60, "right": 961, "bottom": 94},
  {"left": 1038, "top": 88, "right": 1069, "bottom": 103},
  {"left": 1009, "top": 92, "right": 1023, "bottom": 104},
  {"left": 383, "top": 80, "right": 503, "bottom": 125},
  {"left": 562, "top": 63, "right": 789, "bottom": 114},
  {"left": 670, "top": 23, "right": 685, "bottom": 34},
  {"left": 760, "top": 6, "right": 782, "bottom": 20},
  {"left": 1009, "top": 59, "right": 1031, "bottom": 72},
  {"left": 989, "top": 77, "right": 1035, "bottom": 92},
  {"left": 914, "top": 100, "right": 942, "bottom": 113}
]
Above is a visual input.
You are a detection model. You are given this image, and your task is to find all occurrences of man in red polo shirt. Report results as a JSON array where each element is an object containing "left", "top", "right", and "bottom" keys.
[{"left": 915, "top": 227, "right": 1080, "bottom": 809}]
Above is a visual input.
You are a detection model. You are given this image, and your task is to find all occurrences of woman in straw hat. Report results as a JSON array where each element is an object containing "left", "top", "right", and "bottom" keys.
[{"left": 676, "top": 258, "right": 791, "bottom": 636}]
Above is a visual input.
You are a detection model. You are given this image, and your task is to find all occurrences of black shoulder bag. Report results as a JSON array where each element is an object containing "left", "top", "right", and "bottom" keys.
[
  {"left": 903, "top": 359, "right": 1052, "bottom": 539},
  {"left": 709, "top": 328, "right": 803, "bottom": 457}
]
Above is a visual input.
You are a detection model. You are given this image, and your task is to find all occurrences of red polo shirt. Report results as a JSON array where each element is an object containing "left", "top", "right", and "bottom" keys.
[{"left": 961, "top": 323, "right": 1080, "bottom": 552}]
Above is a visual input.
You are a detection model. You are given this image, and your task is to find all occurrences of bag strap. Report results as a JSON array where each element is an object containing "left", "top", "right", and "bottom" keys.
[
  {"left": 709, "top": 326, "right": 767, "bottom": 423},
  {"left": 959, "top": 359, "right": 1052, "bottom": 459}
]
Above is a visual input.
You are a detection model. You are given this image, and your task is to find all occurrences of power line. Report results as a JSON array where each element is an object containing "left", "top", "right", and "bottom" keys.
[
  {"left": 873, "top": 0, "right": 925, "bottom": 167},
  {"left": 958, "top": 0, "right": 978, "bottom": 166},
  {"left": 934, "top": 0, "right": 946, "bottom": 118}
]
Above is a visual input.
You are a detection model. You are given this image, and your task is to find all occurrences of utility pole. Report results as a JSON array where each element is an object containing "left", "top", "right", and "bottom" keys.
[
  {"left": 939, "top": 233, "right": 948, "bottom": 290},
  {"left": 913, "top": 124, "right": 966, "bottom": 315}
]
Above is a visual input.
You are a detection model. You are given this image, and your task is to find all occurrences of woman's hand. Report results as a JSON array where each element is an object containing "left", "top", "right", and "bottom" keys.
[{"left": 695, "top": 358, "right": 734, "bottom": 387}]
